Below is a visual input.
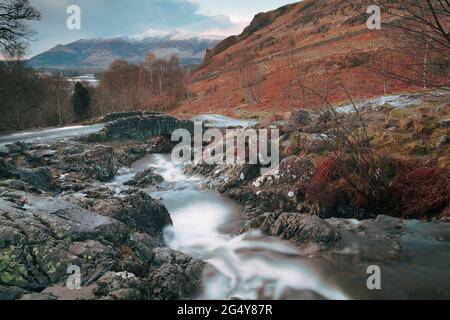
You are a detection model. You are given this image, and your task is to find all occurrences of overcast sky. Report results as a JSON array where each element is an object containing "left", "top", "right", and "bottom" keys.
[{"left": 27, "top": 0, "right": 297, "bottom": 57}]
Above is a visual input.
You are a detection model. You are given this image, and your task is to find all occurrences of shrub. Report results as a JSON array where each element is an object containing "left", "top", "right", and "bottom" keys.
[
  {"left": 306, "top": 156, "right": 340, "bottom": 205},
  {"left": 390, "top": 166, "right": 450, "bottom": 218}
]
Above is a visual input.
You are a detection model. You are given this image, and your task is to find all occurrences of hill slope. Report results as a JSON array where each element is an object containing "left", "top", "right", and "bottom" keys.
[{"left": 176, "top": 0, "right": 413, "bottom": 117}]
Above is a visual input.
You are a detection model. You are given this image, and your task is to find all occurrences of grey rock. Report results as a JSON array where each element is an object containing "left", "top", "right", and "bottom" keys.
[
  {"left": 124, "top": 169, "right": 164, "bottom": 188},
  {"left": 144, "top": 253, "right": 205, "bottom": 300},
  {"left": 0, "top": 159, "right": 12, "bottom": 179},
  {"left": 16, "top": 167, "right": 55, "bottom": 192},
  {"left": 64, "top": 145, "right": 117, "bottom": 182}
]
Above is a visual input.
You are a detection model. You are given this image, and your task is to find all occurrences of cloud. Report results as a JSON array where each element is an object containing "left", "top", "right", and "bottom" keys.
[{"left": 27, "top": 0, "right": 296, "bottom": 57}]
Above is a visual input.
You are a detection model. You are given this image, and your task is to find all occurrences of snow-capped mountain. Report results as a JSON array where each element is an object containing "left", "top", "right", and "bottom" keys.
[{"left": 28, "top": 30, "right": 223, "bottom": 69}]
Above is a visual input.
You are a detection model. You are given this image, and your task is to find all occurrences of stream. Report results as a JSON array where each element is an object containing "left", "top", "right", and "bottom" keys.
[
  {"left": 2, "top": 114, "right": 448, "bottom": 300},
  {"left": 110, "top": 154, "right": 349, "bottom": 300}
]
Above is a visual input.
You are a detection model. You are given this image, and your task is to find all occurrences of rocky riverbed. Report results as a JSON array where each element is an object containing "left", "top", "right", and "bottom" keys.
[
  {"left": 0, "top": 114, "right": 204, "bottom": 300},
  {"left": 0, "top": 110, "right": 449, "bottom": 300}
]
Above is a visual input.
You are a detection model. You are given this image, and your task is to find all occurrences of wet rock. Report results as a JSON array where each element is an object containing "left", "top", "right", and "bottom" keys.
[
  {"left": 16, "top": 167, "right": 55, "bottom": 192},
  {"left": 243, "top": 212, "right": 340, "bottom": 248},
  {"left": 92, "top": 190, "right": 172, "bottom": 239},
  {"left": 124, "top": 169, "right": 164, "bottom": 188}
]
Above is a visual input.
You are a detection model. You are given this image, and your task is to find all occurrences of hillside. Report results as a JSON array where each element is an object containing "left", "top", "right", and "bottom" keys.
[
  {"left": 175, "top": 0, "right": 415, "bottom": 117},
  {"left": 28, "top": 31, "right": 222, "bottom": 69}
]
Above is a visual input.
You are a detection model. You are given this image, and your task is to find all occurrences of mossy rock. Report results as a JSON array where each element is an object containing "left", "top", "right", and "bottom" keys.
[
  {"left": 84, "top": 132, "right": 108, "bottom": 143},
  {"left": 0, "top": 248, "right": 28, "bottom": 287}
]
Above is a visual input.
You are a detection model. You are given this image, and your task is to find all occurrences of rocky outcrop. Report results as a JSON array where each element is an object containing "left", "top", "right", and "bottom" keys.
[
  {"left": 0, "top": 136, "right": 206, "bottom": 300},
  {"left": 0, "top": 189, "right": 203, "bottom": 300},
  {"left": 103, "top": 113, "right": 195, "bottom": 141},
  {"left": 243, "top": 212, "right": 450, "bottom": 264}
]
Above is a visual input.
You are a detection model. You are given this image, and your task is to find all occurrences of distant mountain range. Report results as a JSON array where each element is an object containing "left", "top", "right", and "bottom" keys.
[{"left": 28, "top": 30, "right": 223, "bottom": 69}]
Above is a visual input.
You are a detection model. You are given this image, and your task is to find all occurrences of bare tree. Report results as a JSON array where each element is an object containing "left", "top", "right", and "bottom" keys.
[
  {"left": 0, "top": 0, "right": 40, "bottom": 56},
  {"left": 302, "top": 79, "right": 392, "bottom": 211},
  {"left": 352, "top": 0, "right": 449, "bottom": 90}
]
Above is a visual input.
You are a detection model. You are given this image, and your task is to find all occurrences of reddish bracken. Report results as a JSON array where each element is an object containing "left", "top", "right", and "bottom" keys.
[
  {"left": 390, "top": 167, "right": 450, "bottom": 218},
  {"left": 306, "top": 156, "right": 339, "bottom": 204}
]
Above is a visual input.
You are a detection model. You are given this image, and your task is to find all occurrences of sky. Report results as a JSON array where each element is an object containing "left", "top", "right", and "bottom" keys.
[{"left": 27, "top": 0, "right": 297, "bottom": 57}]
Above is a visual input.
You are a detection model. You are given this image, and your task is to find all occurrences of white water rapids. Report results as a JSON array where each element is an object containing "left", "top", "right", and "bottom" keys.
[{"left": 121, "top": 154, "right": 348, "bottom": 300}]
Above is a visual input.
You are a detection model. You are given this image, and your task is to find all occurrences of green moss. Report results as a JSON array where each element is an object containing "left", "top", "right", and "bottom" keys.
[
  {"left": 85, "top": 133, "right": 108, "bottom": 143},
  {"left": 0, "top": 239, "right": 5, "bottom": 249},
  {"left": 0, "top": 249, "right": 27, "bottom": 286},
  {"left": 390, "top": 108, "right": 415, "bottom": 119},
  {"left": 383, "top": 103, "right": 395, "bottom": 111}
]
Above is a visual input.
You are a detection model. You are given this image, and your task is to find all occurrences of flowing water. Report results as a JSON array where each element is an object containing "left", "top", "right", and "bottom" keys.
[
  {"left": 112, "top": 154, "right": 349, "bottom": 300},
  {"left": 3, "top": 114, "right": 448, "bottom": 300}
]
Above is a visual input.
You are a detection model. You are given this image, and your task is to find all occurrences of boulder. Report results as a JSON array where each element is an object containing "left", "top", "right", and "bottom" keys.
[
  {"left": 124, "top": 169, "right": 164, "bottom": 188},
  {"left": 26, "top": 149, "right": 57, "bottom": 166},
  {"left": 16, "top": 167, "right": 55, "bottom": 192},
  {"left": 92, "top": 190, "right": 172, "bottom": 238},
  {"left": 243, "top": 212, "right": 340, "bottom": 248}
]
